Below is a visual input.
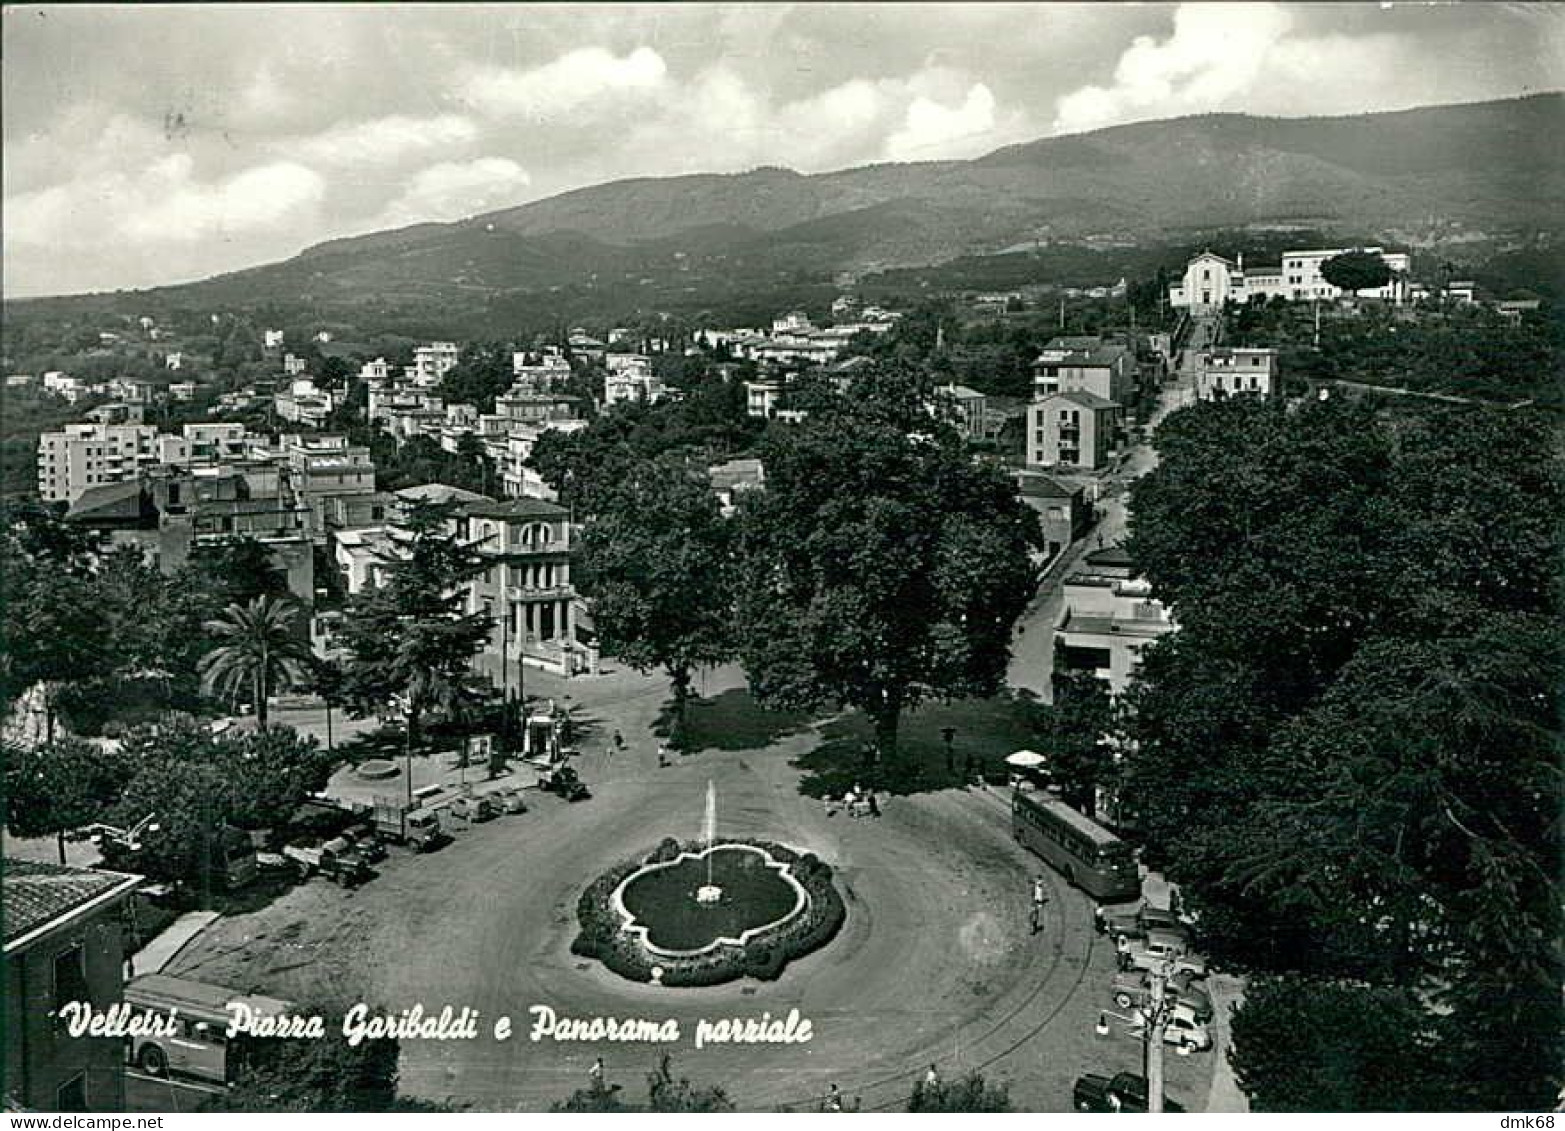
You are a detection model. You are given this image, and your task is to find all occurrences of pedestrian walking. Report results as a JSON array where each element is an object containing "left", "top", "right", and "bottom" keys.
[
  {"left": 588, "top": 1056, "right": 604, "bottom": 1086},
  {"left": 657, "top": 743, "right": 669, "bottom": 767},
  {"left": 1031, "top": 874, "right": 1048, "bottom": 934},
  {"left": 612, "top": 729, "right": 624, "bottom": 750},
  {"left": 825, "top": 1083, "right": 844, "bottom": 1113},
  {"left": 925, "top": 1064, "right": 940, "bottom": 1088}
]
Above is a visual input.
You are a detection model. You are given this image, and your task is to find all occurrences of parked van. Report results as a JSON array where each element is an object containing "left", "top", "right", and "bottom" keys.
[{"left": 450, "top": 794, "right": 497, "bottom": 823}]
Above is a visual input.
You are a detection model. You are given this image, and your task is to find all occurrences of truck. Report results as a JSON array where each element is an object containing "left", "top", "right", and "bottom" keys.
[
  {"left": 1072, "top": 1071, "right": 1185, "bottom": 1113},
  {"left": 282, "top": 838, "right": 371, "bottom": 886},
  {"left": 369, "top": 798, "right": 449, "bottom": 851}
]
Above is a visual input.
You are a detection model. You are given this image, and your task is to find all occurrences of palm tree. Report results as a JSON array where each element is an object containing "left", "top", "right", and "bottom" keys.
[{"left": 198, "top": 595, "right": 311, "bottom": 730}]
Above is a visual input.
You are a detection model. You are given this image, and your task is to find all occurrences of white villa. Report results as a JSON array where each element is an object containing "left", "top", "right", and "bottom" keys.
[{"left": 1170, "top": 247, "right": 1412, "bottom": 314}]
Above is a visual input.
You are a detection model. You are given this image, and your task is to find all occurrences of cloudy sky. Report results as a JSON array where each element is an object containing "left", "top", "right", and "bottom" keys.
[{"left": 5, "top": 2, "right": 1562, "bottom": 297}]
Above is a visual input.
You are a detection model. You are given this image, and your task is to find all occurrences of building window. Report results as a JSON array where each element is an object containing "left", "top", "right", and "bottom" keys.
[{"left": 53, "top": 943, "right": 89, "bottom": 1012}]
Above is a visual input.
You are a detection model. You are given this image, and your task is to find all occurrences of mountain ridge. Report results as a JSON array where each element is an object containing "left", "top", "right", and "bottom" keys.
[{"left": 12, "top": 93, "right": 1563, "bottom": 315}]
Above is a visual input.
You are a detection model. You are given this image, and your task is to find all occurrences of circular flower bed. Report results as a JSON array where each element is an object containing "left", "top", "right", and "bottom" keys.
[
  {"left": 355, "top": 758, "right": 400, "bottom": 780},
  {"left": 572, "top": 837, "right": 846, "bottom": 986}
]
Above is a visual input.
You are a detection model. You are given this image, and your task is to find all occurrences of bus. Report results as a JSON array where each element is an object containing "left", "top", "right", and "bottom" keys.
[
  {"left": 1012, "top": 788, "right": 1140, "bottom": 902},
  {"left": 123, "top": 974, "right": 293, "bottom": 1084}
]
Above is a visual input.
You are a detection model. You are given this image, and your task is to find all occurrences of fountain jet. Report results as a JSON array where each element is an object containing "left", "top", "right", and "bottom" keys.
[{"left": 697, "top": 779, "right": 722, "bottom": 904}]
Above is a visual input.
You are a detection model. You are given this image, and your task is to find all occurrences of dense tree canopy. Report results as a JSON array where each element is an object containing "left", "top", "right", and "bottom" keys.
[
  {"left": 1122, "top": 396, "right": 1563, "bottom": 1109},
  {"left": 437, "top": 343, "right": 513, "bottom": 414},
  {"left": 577, "top": 454, "right": 733, "bottom": 743},
  {"left": 103, "top": 715, "right": 334, "bottom": 886},
  {"left": 3, "top": 737, "right": 134, "bottom": 863},
  {"left": 1230, "top": 977, "right": 1441, "bottom": 1111},
  {"left": 732, "top": 362, "right": 1042, "bottom": 762},
  {"left": 335, "top": 500, "right": 492, "bottom": 747},
  {"left": 1320, "top": 249, "right": 1394, "bottom": 293},
  {"left": 528, "top": 375, "right": 761, "bottom": 515}
]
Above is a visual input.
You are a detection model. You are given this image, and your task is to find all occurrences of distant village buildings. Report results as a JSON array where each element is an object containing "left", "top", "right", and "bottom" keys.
[{"left": 1170, "top": 246, "right": 1413, "bottom": 313}]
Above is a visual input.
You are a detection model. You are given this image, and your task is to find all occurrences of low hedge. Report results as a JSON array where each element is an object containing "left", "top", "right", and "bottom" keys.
[{"left": 571, "top": 838, "right": 846, "bottom": 987}]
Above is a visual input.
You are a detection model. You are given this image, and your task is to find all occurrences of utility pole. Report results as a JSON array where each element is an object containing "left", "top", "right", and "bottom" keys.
[{"left": 1145, "top": 957, "right": 1173, "bottom": 1114}]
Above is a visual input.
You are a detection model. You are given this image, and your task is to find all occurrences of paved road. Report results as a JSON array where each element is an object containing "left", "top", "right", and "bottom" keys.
[
  {"left": 170, "top": 663, "right": 1215, "bottom": 1112},
  {"left": 1005, "top": 353, "right": 1195, "bottom": 701}
]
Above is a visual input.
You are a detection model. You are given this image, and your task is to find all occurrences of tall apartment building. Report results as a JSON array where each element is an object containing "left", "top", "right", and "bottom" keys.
[
  {"left": 284, "top": 435, "right": 376, "bottom": 506},
  {"left": 37, "top": 423, "right": 159, "bottom": 502},
  {"left": 466, "top": 499, "right": 589, "bottom": 680},
  {"left": 155, "top": 422, "right": 251, "bottom": 466},
  {"left": 408, "top": 342, "right": 460, "bottom": 388},
  {"left": 1026, "top": 391, "right": 1123, "bottom": 471}
]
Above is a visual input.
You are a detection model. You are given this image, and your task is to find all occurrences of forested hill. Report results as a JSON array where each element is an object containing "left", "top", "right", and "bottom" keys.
[{"left": 11, "top": 93, "right": 1563, "bottom": 324}]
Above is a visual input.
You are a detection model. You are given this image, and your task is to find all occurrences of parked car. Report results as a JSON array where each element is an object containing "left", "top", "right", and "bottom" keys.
[
  {"left": 1111, "top": 969, "right": 1213, "bottom": 1021},
  {"left": 1160, "top": 1005, "right": 1213, "bottom": 1051},
  {"left": 1095, "top": 900, "right": 1192, "bottom": 943},
  {"left": 537, "top": 764, "right": 590, "bottom": 802},
  {"left": 450, "top": 795, "right": 498, "bottom": 823},
  {"left": 1073, "top": 1071, "right": 1185, "bottom": 1113},
  {"left": 1117, "top": 928, "right": 1208, "bottom": 978},
  {"left": 493, "top": 787, "right": 528, "bottom": 815}
]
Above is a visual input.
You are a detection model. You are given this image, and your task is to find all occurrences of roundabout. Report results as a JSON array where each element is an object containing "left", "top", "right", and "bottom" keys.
[{"left": 169, "top": 666, "right": 1216, "bottom": 1111}]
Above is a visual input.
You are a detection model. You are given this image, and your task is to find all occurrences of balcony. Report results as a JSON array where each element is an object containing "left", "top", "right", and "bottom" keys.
[
  {"left": 507, "top": 585, "right": 575, "bottom": 601},
  {"left": 502, "top": 538, "right": 576, "bottom": 554}
]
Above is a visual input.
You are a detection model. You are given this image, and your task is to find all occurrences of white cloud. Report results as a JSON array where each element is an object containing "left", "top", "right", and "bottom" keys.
[
  {"left": 6, "top": 153, "right": 325, "bottom": 250},
  {"left": 1053, "top": 3, "right": 1296, "bottom": 133},
  {"left": 885, "top": 83, "right": 998, "bottom": 161},
  {"left": 457, "top": 47, "right": 668, "bottom": 121},
  {"left": 290, "top": 114, "right": 479, "bottom": 168},
  {"left": 372, "top": 157, "right": 532, "bottom": 228},
  {"left": 1047, "top": 2, "right": 1473, "bottom": 135}
]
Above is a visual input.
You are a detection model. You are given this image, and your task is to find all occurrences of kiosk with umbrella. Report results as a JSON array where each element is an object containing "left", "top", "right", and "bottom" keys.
[{"left": 1005, "top": 748, "right": 1049, "bottom": 791}]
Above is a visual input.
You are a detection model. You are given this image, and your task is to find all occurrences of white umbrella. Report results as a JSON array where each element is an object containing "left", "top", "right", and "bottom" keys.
[{"left": 1006, "top": 749, "right": 1047, "bottom": 768}]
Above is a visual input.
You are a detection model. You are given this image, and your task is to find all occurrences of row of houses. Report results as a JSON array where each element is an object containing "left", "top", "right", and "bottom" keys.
[
  {"left": 364, "top": 346, "right": 590, "bottom": 501},
  {"left": 703, "top": 307, "right": 902, "bottom": 367},
  {"left": 16, "top": 371, "right": 204, "bottom": 405}
]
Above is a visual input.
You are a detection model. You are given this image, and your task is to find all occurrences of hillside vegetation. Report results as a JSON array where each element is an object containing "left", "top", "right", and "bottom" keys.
[{"left": 7, "top": 95, "right": 1562, "bottom": 335}]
